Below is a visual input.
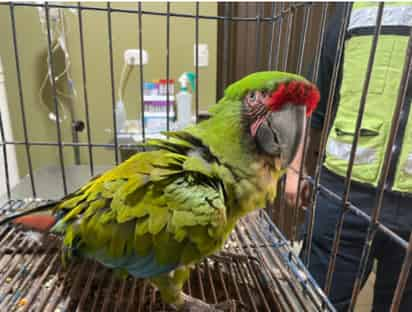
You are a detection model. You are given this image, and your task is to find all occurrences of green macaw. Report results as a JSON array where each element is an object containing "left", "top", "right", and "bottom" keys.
[{"left": 0, "top": 71, "right": 319, "bottom": 311}]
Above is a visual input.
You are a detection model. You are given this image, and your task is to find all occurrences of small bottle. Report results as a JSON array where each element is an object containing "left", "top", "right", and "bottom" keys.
[
  {"left": 143, "top": 82, "right": 151, "bottom": 96},
  {"left": 152, "top": 80, "right": 160, "bottom": 95},
  {"left": 159, "top": 79, "right": 168, "bottom": 95},
  {"left": 170, "top": 80, "right": 175, "bottom": 95},
  {"left": 115, "top": 100, "right": 127, "bottom": 133},
  {"left": 176, "top": 72, "right": 195, "bottom": 129}
]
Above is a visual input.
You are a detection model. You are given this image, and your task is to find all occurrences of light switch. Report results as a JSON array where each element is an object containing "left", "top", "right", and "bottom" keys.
[{"left": 194, "top": 44, "right": 208, "bottom": 67}]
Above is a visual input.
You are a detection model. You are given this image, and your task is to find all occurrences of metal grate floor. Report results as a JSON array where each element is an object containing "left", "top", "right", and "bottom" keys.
[{"left": 0, "top": 200, "right": 334, "bottom": 312}]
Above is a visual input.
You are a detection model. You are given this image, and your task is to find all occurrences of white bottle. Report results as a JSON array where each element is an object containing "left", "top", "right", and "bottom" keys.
[
  {"left": 115, "top": 99, "right": 127, "bottom": 133},
  {"left": 176, "top": 72, "right": 195, "bottom": 129}
]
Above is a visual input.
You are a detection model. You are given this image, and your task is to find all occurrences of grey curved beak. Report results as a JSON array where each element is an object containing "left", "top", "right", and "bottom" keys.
[{"left": 255, "top": 103, "right": 306, "bottom": 168}]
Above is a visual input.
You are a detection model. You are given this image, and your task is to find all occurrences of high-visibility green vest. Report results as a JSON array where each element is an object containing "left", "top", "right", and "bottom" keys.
[{"left": 325, "top": 2, "right": 412, "bottom": 192}]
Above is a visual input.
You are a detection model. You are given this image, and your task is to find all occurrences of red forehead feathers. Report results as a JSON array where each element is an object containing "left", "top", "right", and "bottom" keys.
[{"left": 266, "top": 81, "right": 320, "bottom": 116}]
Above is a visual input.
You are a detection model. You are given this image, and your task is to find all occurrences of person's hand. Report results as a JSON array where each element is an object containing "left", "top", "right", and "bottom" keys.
[{"left": 284, "top": 168, "right": 311, "bottom": 209}]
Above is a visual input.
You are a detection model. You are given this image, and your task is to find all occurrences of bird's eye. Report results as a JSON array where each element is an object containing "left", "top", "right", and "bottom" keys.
[{"left": 248, "top": 91, "right": 256, "bottom": 101}]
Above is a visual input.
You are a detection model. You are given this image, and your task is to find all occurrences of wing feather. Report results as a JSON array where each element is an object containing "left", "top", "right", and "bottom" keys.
[{"left": 54, "top": 138, "right": 229, "bottom": 274}]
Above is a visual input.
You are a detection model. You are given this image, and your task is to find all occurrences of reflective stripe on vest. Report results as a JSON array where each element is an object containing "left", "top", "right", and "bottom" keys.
[
  {"left": 404, "top": 154, "right": 412, "bottom": 175},
  {"left": 327, "top": 138, "right": 377, "bottom": 164},
  {"left": 349, "top": 6, "right": 412, "bottom": 32}
]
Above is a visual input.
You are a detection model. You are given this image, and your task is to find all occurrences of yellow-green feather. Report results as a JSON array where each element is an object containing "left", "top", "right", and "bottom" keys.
[{"left": 50, "top": 71, "right": 300, "bottom": 306}]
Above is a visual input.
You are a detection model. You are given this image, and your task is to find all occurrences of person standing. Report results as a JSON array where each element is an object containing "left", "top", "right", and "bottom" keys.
[{"left": 286, "top": 2, "right": 412, "bottom": 311}]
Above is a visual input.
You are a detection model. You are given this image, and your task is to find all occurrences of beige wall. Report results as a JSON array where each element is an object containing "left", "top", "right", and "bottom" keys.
[{"left": 0, "top": 2, "right": 217, "bottom": 179}]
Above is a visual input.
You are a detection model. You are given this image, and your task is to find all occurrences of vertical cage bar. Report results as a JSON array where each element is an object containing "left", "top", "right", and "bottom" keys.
[
  {"left": 138, "top": 2, "right": 145, "bottom": 141},
  {"left": 45, "top": 2, "right": 68, "bottom": 195},
  {"left": 324, "top": 2, "right": 384, "bottom": 296},
  {"left": 296, "top": 4, "right": 310, "bottom": 74},
  {"left": 310, "top": 3, "right": 328, "bottom": 84},
  {"left": 278, "top": 175, "right": 287, "bottom": 234},
  {"left": 106, "top": 2, "right": 119, "bottom": 164},
  {"left": 282, "top": 3, "right": 293, "bottom": 72},
  {"left": 195, "top": 2, "right": 199, "bottom": 122},
  {"left": 274, "top": 3, "right": 283, "bottom": 70},
  {"left": 267, "top": 2, "right": 276, "bottom": 70},
  {"left": 195, "top": 265, "right": 206, "bottom": 301},
  {"left": 303, "top": 2, "right": 353, "bottom": 266},
  {"left": 59, "top": 6, "right": 81, "bottom": 168},
  {"left": 221, "top": 2, "right": 231, "bottom": 90},
  {"left": 9, "top": 3, "right": 36, "bottom": 197},
  {"left": 75, "top": 262, "right": 99, "bottom": 311},
  {"left": 126, "top": 279, "right": 138, "bottom": 312},
  {"left": 349, "top": 27, "right": 412, "bottom": 310},
  {"left": 292, "top": 2, "right": 328, "bottom": 243},
  {"left": 287, "top": 2, "right": 309, "bottom": 244},
  {"left": 391, "top": 232, "right": 412, "bottom": 312},
  {"left": 0, "top": 112, "right": 11, "bottom": 199},
  {"left": 1, "top": 9, "right": 11, "bottom": 199},
  {"left": 255, "top": 3, "right": 262, "bottom": 71},
  {"left": 203, "top": 259, "right": 218, "bottom": 303},
  {"left": 166, "top": 2, "right": 171, "bottom": 132},
  {"left": 77, "top": 2, "right": 94, "bottom": 176}
]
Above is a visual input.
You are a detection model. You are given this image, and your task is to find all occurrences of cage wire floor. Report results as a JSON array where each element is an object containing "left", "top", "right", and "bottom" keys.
[{"left": 0, "top": 199, "right": 334, "bottom": 312}]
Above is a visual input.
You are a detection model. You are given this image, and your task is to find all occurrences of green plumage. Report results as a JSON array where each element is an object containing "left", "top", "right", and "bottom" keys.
[
  {"left": 224, "top": 71, "right": 307, "bottom": 100},
  {"left": 56, "top": 149, "right": 227, "bottom": 262},
  {"left": 47, "top": 71, "right": 304, "bottom": 306}
]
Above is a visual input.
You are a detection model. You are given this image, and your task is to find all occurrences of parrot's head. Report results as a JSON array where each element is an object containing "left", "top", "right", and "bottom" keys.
[{"left": 223, "top": 71, "right": 320, "bottom": 169}]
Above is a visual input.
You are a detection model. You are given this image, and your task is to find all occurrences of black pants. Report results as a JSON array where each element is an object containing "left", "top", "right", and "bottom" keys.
[{"left": 300, "top": 170, "right": 412, "bottom": 311}]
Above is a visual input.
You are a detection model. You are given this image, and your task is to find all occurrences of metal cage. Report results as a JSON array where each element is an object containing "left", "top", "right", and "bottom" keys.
[{"left": 0, "top": 1, "right": 411, "bottom": 311}]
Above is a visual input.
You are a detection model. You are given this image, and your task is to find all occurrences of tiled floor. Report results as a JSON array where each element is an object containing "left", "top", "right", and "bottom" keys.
[{"left": 355, "top": 273, "right": 374, "bottom": 312}]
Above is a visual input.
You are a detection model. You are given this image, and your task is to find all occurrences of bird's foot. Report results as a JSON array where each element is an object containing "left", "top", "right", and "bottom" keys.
[{"left": 176, "top": 293, "right": 241, "bottom": 312}]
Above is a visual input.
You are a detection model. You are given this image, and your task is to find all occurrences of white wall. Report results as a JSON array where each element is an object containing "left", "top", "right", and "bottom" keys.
[{"left": 0, "top": 58, "right": 19, "bottom": 197}]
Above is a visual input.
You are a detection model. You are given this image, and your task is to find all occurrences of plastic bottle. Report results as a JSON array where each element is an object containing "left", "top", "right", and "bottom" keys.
[
  {"left": 159, "top": 79, "right": 167, "bottom": 95},
  {"left": 176, "top": 72, "right": 195, "bottom": 129},
  {"left": 115, "top": 99, "right": 127, "bottom": 133},
  {"left": 152, "top": 80, "right": 160, "bottom": 95},
  {"left": 166, "top": 79, "right": 175, "bottom": 95},
  {"left": 143, "top": 82, "right": 151, "bottom": 96}
]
